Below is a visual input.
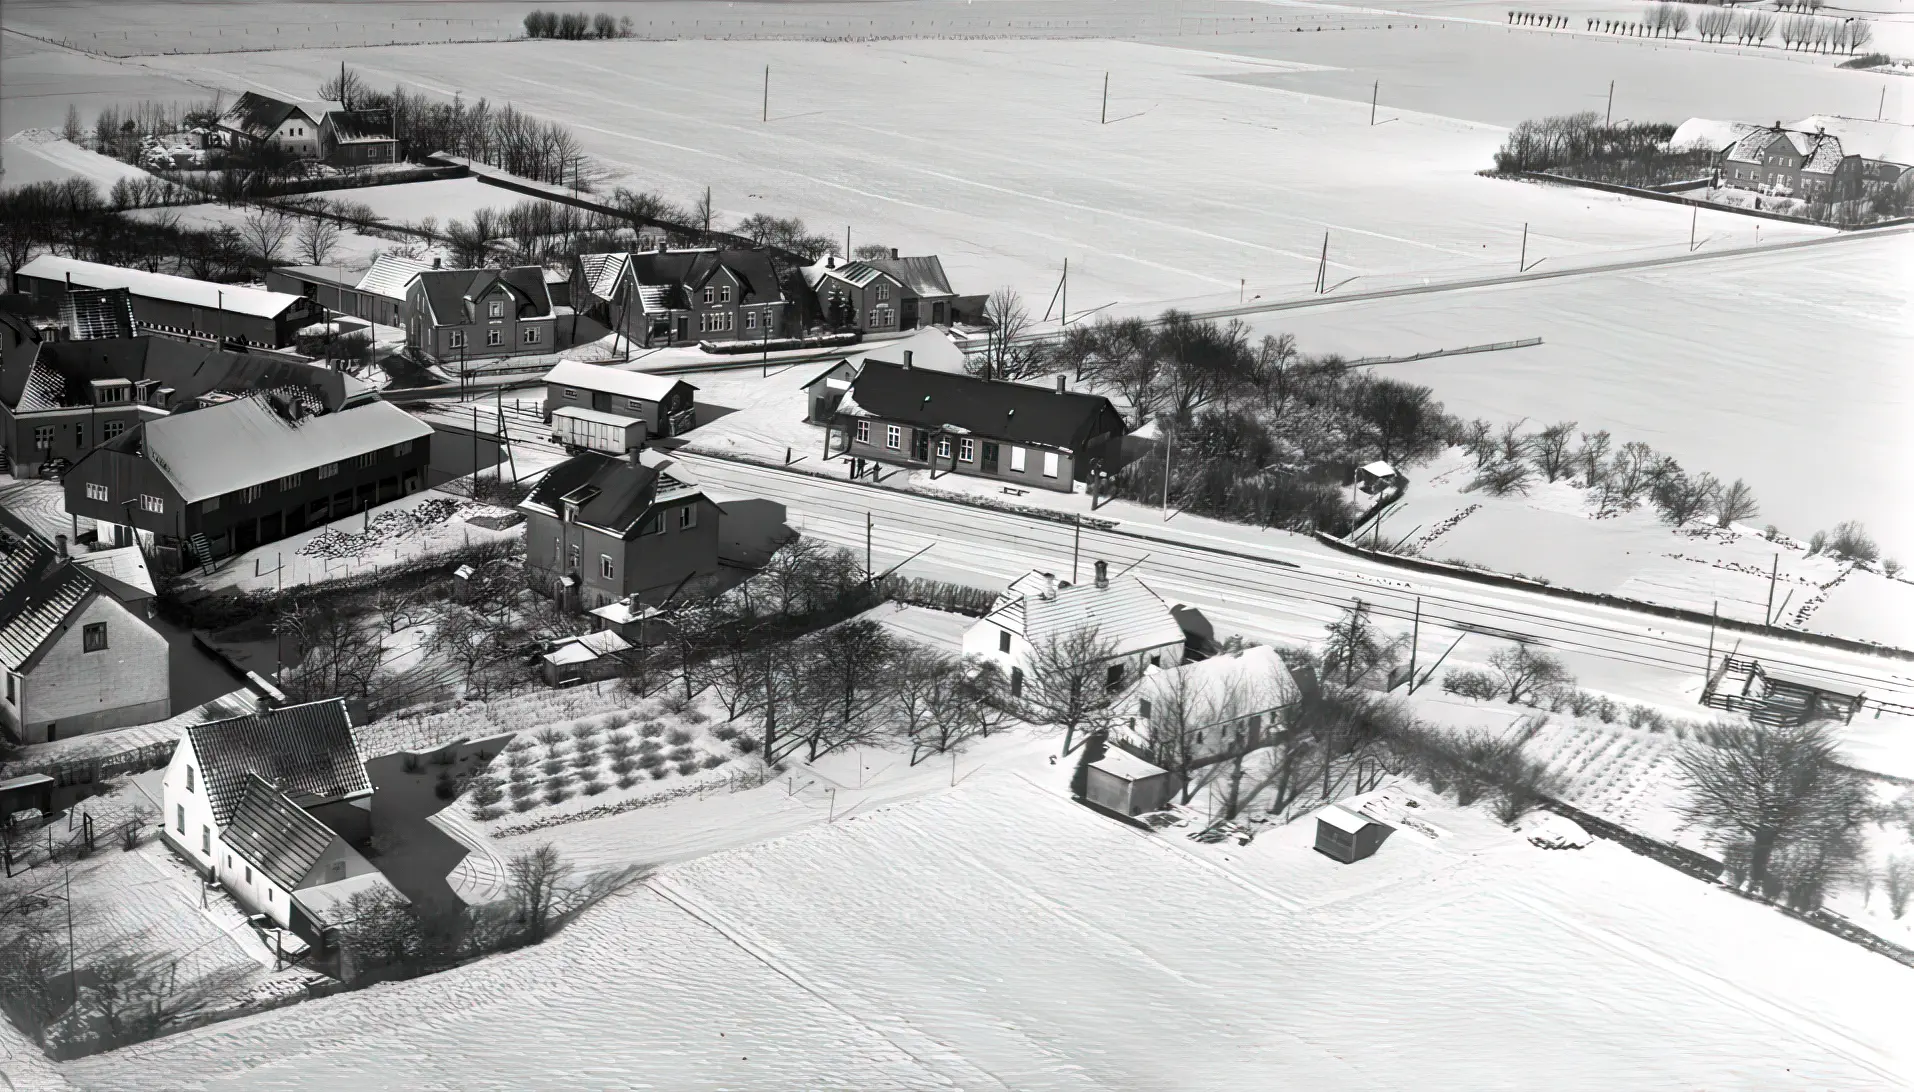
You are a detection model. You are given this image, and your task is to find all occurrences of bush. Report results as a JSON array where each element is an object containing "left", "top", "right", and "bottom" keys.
[
  {"left": 666, "top": 728, "right": 694, "bottom": 746},
  {"left": 668, "top": 745, "right": 696, "bottom": 763},
  {"left": 700, "top": 754, "right": 727, "bottom": 769},
  {"left": 1827, "top": 520, "right": 1879, "bottom": 563},
  {"left": 1442, "top": 669, "right": 1502, "bottom": 700},
  {"left": 569, "top": 750, "right": 600, "bottom": 771},
  {"left": 617, "top": 774, "right": 641, "bottom": 790},
  {"left": 650, "top": 767, "right": 671, "bottom": 780},
  {"left": 1467, "top": 459, "right": 1532, "bottom": 496},
  {"left": 638, "top": 720, "right": 665, "bottom": 738},
  {"left": 540, "top": 758, "right": 567, "bottom": 777},
  {"left": 733, "top": 735, "right": 759, "bottom": 754},
  {"left": 512, "top": 795, "right": 540, "bottom": 812},
  {"left": 639, "top": 751, "right": 667, "bottom": 770},
  {"left": 581, "top": 778, "right": 609, "bottom": 796},
  {"left": 712, "top": 724, "right": 740, "bottom": 742},
  {"left": 675, "top": 760, "right": 701, "bottom": 776},
  {"left": 609, "top": 757, "right": 637, "bottom": 776},
  {"left": 508, "top": 779, "right": 538, "bottom": 798},
  {"left": 542, "top": 785, "right": 573, "bottom": 805},
  {"left": 1492, "top": 113, "right": 1711, "bottom": 187},
  {"left": 467, "top": 775, "right": 505, "bottom": 808},
  {"left": 536, "top": 727, "right": 566, "bottom": 748}
]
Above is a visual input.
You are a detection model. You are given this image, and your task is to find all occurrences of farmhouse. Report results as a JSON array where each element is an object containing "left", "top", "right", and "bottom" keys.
[
  {"left": 159, "top": 699, "right": 404, "bottom": 940},
  {"left": 1707, "top": 116, "right": 1912, "bottom": 200},
  {"left": 1, "top": 335, "right": 354, "bottom": 482},
  {"left": 810, "top": 252, "right": 959, "bottom": 333},
  {"left": 216, "top": 91, "right": 397, "bottom": 167},
  {"left": 542, "top": 359, "right": 698, "bottom": 453},
  {"left": 519, "top": 449, "right": 723, "bottom": 611},
  {"left": 1113, "top": 645, "right": 1293, "bottom": 770},
  {"left": 0, "top": 511, "right": 171, "bottom": 744},
  {"left": 62, "top": 391, "right": 432, "bottom": 564},
  {"left": 824, "top": 353, "right": 1127, "bottom": 493},
  {"left": 405, "top": 266, "right": 556, "bottom": 364},
  {"left": 13, "top": 255, "right": 319, "bottom": 348},
  {"left": 571, "top": 249, "right": 793, "bottom": 348},
  {"left": 963, "top": 560, "right": 1186, "bottom": 697},
  {"left": 267, "top": 254, "right": 434, "bottom": 328}
]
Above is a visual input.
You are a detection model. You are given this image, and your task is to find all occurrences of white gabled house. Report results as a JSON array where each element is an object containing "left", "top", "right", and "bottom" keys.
[
  {"left": 961, "top": 560, "right": 1187, "bottom": 697},
  {"left": 1111, "top": 645, "right": 1294, "bottom": 770},
  {"left": 161, "top": 699, "right": 399, "bottom": 936}
]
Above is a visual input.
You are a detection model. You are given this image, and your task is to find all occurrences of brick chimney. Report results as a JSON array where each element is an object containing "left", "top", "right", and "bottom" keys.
[
  {"left": 903, "top": 350, "right": 913, "bottom": 370},
  {"left": 1056, "top": 375, "right": 1066, "bottom": 393},
  {"left": 890, "top": 247, "right": 899, "bottom": 260},
  {"left": 1094, "top": 559, "right": 1108, "bottom": 589}
]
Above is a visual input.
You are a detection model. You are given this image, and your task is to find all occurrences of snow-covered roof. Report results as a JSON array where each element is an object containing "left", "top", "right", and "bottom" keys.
[
  {"left": 575, "top": 252, "right": 630, "bottom": 303},
  {"left": 1671, "top": 118, "right": 1758, "bottom": 153},
  {"left": 1088, "top": 747, "right": 1169, "bottom": 782},
  {"left": 1315, "top": 805, "right": 1379, "bottom": 834},
  {"left": 293, "top": 870, "right": 408, "bottom": 929},
  {"left": 73, "top": 545, "right": 156, "bottom": 600},
  {"left": 1360, "top": 460, "right": 1397, "bottom": 478},
  {"left": 16, "top": 255, "right": 307, "bottom": 319},
  {"left": 1125, "top": 646, "right": 1290, "bottom": 721},
  {"left": 355, "top": 254, "right": 432, "bottom": 300},
  {"left": 543, "top": 359, "right": 694, "bottom": 403},
  {"left": 589, "top": 600, "right": 666, "bottom": 626},
  {"left": 983, "top": 570, "right": 1185, "bottom": 659},
  {"left": 543, "top": 630, "right": 633, "bottom": 665},
  {"left": 551, "top": 404, "right": 646, "bottom": 430},
  {"left": 1789, "top": 115, "right": 1914, "bottom": 166},
  {"left": 143, "top": 395, "right": 433, "bottom": 503}
]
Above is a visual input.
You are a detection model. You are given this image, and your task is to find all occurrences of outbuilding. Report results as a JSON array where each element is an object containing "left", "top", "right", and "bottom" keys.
[
  {"left": 1081, "top": 747, "right": 1176, "bottom": 817},
  {"left": 1314, "top": 804, "right": 1390, "bottom": 863}
]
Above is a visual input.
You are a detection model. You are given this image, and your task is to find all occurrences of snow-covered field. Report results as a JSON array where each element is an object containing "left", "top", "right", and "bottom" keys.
[
  {"left": 1, "top": 130, "right": 152, "bottom": 190},
  {"left": 57, "top": 767, "right": 1914, "bottom": 1090},
  {"left": 326, "top": 177, "right": 566, "bottom": 229}
]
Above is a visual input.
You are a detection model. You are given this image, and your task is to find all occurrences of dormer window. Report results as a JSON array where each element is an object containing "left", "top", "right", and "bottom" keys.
[
  {"left": 91, "top": 379, "right": 131, "bottom": 405},
  {"left": 489, "top": 300, "right": 504, "bottom": 319}
]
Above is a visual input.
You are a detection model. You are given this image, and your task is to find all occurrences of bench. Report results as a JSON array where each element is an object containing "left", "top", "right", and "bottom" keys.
[{"left": 1001, "top": 486, "right": 1028, "bottom": 497}]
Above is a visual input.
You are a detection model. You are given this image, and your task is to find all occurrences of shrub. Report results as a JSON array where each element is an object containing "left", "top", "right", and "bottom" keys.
[
  {"left": 638, "top": 739, "right": 663, "bottom": 754},
  {"left": 472, "top": 804, "right": 504, "bottom": 821},
  {"left": 1886, "top": 558, "right": 1905, "bottom": 579},
  {"left": 668, "top": 745, "right": 696, "bottom": 762},
  {"left": 536, "top": 727, "right": 566, "bottom": 747},
  {"left": 609, "top": 757, "right": 637, "bottom": 776},
  {"left": 666, "top": 728, "right": 694, "bottom": 746},
  {"left": 467, "top": 775, "right": 505, "bottom": 808},
  {"left": 617, "top": 774, "right": 641, "bottom": 790},
  {"left": 1827, "top": 520, "right": 1879, "bottom": 563},
  {"left": 605, "top": 730, "right": 633, "bottom": 747},
  {"left": 639, "top": 751, "right": 667, "bottom": 770},
  {"left": 682, "top": 710, "right": 709, "bottom": 726},
  {"left": 638, "top": 721, "right": 665, "bottom": 738},
  {"left": 570, "top": 750, "right": 600, "bottom": 771},
  {"left": 541, "top": 758, "right": 567, "bottom": 777},
  {"left": 700, "top": 754, "right": 727, "bottom": 770},
  {"left": 1467, "top": 459, "right": 1532, "bottom": 496},
  {"left": 581, "top": 779, "right": 609, "bottom": 796},
  {"left": 542, "top": 785, "right": 572, "bottom": 805},
  {"left": 434, "top": 774, "right": 457, "bottom": 800},
  {"left": 1442, "top": 669, "right": 1502, "bottom": 700},
  {"left": 569, "top": 721, "right": 600, "bottom": 741},
  {"left": 402, "top": 753, "right": 424, "bottom": 773},
  {"left": 1593, "top": 697, "right": 1618, "bottom": 723},
  {"left": 513, "top": 795, "right": 540, "bottom": 812},
  {"left": 712, "top": 724, "right": 739, "bottom": 742},
  {"left": 506, "top": 750, "right": 535, "bottom": 769},
  {"left": 676, "top": 760, "right": 701, "bottom": 776},
  {"left": 733, "top": 735, "right": 759, "bottom": 754},
  {"left": 508, "top": 779, "right": 537, "bottom": 798},
  {"left": 650, "top": 767, "right": 671, "bottom": 780}
]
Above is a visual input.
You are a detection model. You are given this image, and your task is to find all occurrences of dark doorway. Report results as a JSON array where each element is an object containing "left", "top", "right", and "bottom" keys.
[
  {"left": 932, "top": 300, "right": 947, "bottom": 325},
  {"left": 234, "top": 519, "right": 259, "bottom": 553},
  {"left": 900, "top": 297, "right": 919, "bottom": 331},
  {"left": 981, "top": 442, "right": 1000, "bottom": 474},
  {"left": 912, "top": 430, "right": 930, "bottom": 462},
  {"left": 257, "top": 512, "right": 282, "bottom": 542},
  {"left": 675, "top": 316, "right": 689, "bottom": 343}
]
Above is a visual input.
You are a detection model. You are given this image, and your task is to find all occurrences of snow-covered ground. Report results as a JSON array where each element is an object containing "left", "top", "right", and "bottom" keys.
[
  {"left": 312, "top": 176, "right": 566, "bottom": 229},
  {"left": 57, "top": 760, "right": 1914, "bottom": 1090},
  {"left": 1, "top": 130, "right": 153, "bottom": 190},
  {"left": 121, "top": 202, "right": 403, "bottom": 269}
]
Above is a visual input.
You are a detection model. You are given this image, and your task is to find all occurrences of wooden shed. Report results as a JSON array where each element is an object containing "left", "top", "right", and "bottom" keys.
[
  {"left": 1314, "top": 805, "right": 1390, "bottom": 863},
  {"left": 539, "top": 631, "right": 633, "bottom": 686},
  {"left": 1082, "top": 747, "right": 1176, "bottom": 817}
]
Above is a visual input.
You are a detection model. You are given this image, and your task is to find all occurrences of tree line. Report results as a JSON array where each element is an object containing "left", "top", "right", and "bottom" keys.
[
  {"left": 523, "top": 11, "right": 635, "bottom": 39},
  {"left": 1493, "top": 113, "right": 1714, "bottom": 187}
]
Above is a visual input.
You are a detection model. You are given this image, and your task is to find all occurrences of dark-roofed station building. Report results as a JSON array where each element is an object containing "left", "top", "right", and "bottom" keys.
[
  {"left": 824, "top": 351, "right": 1128, "bottom": 493},
  {"left": 519, "top": 449, "right": 722, "bottom": 611},
  {"left": 405, "top": 265, "right": 556, "bottom": 364},
  {"left": 160, "top": 698, "right": 403, "bottom": 939}
]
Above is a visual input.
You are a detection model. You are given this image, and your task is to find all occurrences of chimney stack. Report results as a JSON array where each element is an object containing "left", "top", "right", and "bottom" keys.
[
  {"left": 432, "top": 256, "right": 442, "bottom": 269},
  {"left": 903, "top": 350, "right": 913, "bottom": 370},
  {"left": 54, "top": 534, "right": 69, "bottom": 559},
  {"left": 1056, "top": 375, "right": 1066, "bottom": 393},
  {"left": 826, "top": 254, "right": 836, "bottom": 269},
  {"left": 1094, "top": 559, "right": 1108, "bottom": 589},
  {"left": 890, "top": 247, "right": 899, "bottom": 260},
  {"left": 627, "top": 442, "right": 645, "bottom": 468}
]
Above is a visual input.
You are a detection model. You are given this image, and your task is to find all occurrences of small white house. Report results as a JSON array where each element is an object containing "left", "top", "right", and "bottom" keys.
[
  {"left": 961, "top": 560, "right": 1186, "bottom": 698},
  {"left": 1112, "top": 645, "right": 1293, "bottom": 769}
]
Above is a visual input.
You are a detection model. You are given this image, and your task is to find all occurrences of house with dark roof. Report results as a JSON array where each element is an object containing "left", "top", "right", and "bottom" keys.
[
  {"left": 13, "top": 255, "right": 319, "bottom": 348},
  {"left": 404, "top": 266, "right": 555, "bottom": 364},
  {"left": 160, "top": 698, "right": 402, "bottom": 937},
  {"left": 0, "top": 510, "right": 170, "bottom": 744},
  {"left": 824, "top": 354, "right": 1127, "bottom": 493},
  {"left": 63, "top": 391, "right": 432, "bottom": 564},
  {"left": 1709, "top": 117, "right": 1914, "bottom": 201},
  {"left": 570, "top": 248, "right": 794, "bottom": 348},
  {"left": 1, "top": 334, "right": 351, "bottom": 481},
  {"left": 317, "top": 109, "right": 398, "bottom": 168},
  {"left": 811, "top": 251, "right": 959, "bottom": 333},
  {"left": 267, "top": 254, "right": 433, "bottom": 329},
  {"left": 518, "top": 450, "right": 722, "bottom": 611},
  {"left": 58, "top": 287, "right": 137, "bottom": 341},
  {"left": 215, "top": 91, "right": 396, "bottom": 168}
]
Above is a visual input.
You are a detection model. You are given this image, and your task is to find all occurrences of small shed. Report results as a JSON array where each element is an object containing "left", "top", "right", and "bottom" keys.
[
  {"left": 539, "top": 630, "right": 633, "bottom": 686},
  {"left": 1082, "top": 747, "right": 1176, "bottom": 817},
  {"left": 0, "top": 773, "right": 56, "bottom": 822},
  {"left": 802, "top": 359, "right": 859, "bottom": 423},
  {"left": 1314, "top": 805, "right": 1390, "bottom": 863},
  {"left": 1355, "top": 460, "right": 1402, "bottom": 495},
  {"left": 588, "top": 599, "right": 672, "bottom": 646},
  {"left": 1757, "top": 666, "right": 1867, "bottom": 724}
]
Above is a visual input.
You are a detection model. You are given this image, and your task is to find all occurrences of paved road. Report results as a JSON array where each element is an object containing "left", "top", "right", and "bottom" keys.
[{"left": 669, "top": 451, "right": 1914, "bottom": 714}]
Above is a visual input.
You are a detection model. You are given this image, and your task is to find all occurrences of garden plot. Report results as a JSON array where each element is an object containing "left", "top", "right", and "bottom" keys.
[
  {"left": 317, "top": 177, "right": 567, "bottom": 231},
  {"left": 121, "top": 203, "right": 401, "bottom": 269}
]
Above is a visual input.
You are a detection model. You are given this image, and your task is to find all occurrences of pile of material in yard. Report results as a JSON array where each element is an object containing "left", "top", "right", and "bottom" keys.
[{"left": 299, "top": 498, "right": 462, "bottom": 560}]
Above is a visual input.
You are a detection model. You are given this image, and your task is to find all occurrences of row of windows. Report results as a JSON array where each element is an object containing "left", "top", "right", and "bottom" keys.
[
  {"left": 869, "top": 306, "right": 895, "bottom": 327},
  {"left": 558, "top": 507, "right": 697, "bottom": 575},
  {"left": 701, "top": 311, "right": 736, "bottom": 334},
  {"left": 32, "top": 420, "right": 127, "bottom": 450},
  {"left": 449, "top": 327, "right": 540, "bottom": 349},
  {"left": 82, "top": 445, "right": 409, "bottom": 514},
  {"left": 560, "top": 387, "right": 654, "bottom": 412},
  {"left": 852, "top": 421, "right": 1059, "bottom": 477}
]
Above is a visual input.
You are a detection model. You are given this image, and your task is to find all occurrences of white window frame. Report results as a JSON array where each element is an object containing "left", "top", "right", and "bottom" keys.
[
  {"left": 86, "top": 482, "right": 109, "bottom": 502},
  {"left": 600, "top": 554, "right": 615, "bottom": 579},
  {"left": 140, "top": 493, "right": 166, "bottom": 513},
  {"left": 318, "top": 462, "right": 339, "bottom": 480},
  {"left": 449, "top": 330, "right": 467, "bottom": 349},
  {"left": 1009, "top": 446, "right": 1027, "bottom": 473},
  {"left": 1042, "top": 451, "right": 1060, "bottom": 478},
  {"left": 678, "top": 504, "right": 697, "bottom": 529},
  {"left": 720, "top": 285, "right": 733, "bottom": 304},
  {"left": 702, "top": 286, "right": 715, "bottom": 305},
  {"left": 745, "top": 310, "right": 756, "bottom": 330},
  {"left": 488, "top": 300, "right": 505, "bottom": 319},
  {"left": 279, "top": 472, "right": 302, "bottom": 490},
  {"left": 524, "top": 326, "right": 540, "bottom": 344},
  {"left": 885, "top": 424, "right": 901, "bottom": 451},
  {"left": 239, "top": 485, "right": 262, "bottom": 504},
  {"left": 487, "top": 328, "right": 503, "bottom": 347},
  {"left": 958, "top": 437, "right": 976, "bottom": 462},
  {"left": 936, "top": 437, "right": 951, "bottom": 459},
  {"left": 855, "top": 420, "right": 870, "bottom": 444}
]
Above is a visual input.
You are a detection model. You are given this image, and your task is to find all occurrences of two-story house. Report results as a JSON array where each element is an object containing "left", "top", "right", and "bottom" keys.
[
  {"left": 570, "top": 249, "right": 792, "bottom": 349},
  {"left": 961, "top": 561, "right": 1187, "bottom": 699},
  {"left": 405, "top": 266, "right": 556, "bottom": 365},
  {"left": 0, "top": 512, "right": 171, "bottom": 744},
  {"left": 518, "top": 449, "right": 722, "bottom": 611},
  {"left": 159, "top": 699, "right": 403, "bottom": 940},
  {"left": 811, "top": 252, "right": 958, "bottom": 333},
  {"left": 215, "top": 91, "right": 397, "bottom": 167},
  {"left": 1719, "top": 124, "right": 1858, "bottom": 199},
  {"left": 541, "top": 359, "right": 698, "bottom": 452},
  {"left": 824, "top": 355, "right": 1128, "bottom": 493},
  {"left": 62, "top": 390, "right": 432, "bottom": 564}
]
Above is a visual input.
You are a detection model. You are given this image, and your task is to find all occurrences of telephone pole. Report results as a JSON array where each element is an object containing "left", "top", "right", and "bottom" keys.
[
  {"left": 1101, "top": 72, "right": 1109, "bottom": 124},
  {"left": 1370, "top": 80, "right": 1378, "bottom": 126},
  {"left": 1765, "top": 554, "right": 1778, "bottom": 624},
  {"left": 865, "top": 512, "right": 873, "bottom": 581},
  {"left": 1519, "top": 222, "right": 1528, "bottom": 271},
  {"left": 1060, "top": 257, "right": 1068, "bottom": 327},
  {"left": 1071, "top": 513, "right": 1081, "bottom": 584},
  {"left": 762, "top": 65, "right": 769, "bottom": 123},
  {"left": 1689, "top": 204, "right": 1698, "bottom": 251},
  {"left": 1605, "top": 80, "right": 1614, "bottom": 128},
  {"left": 1314, "top": 232, "right": 1328, "bottom": 293}
]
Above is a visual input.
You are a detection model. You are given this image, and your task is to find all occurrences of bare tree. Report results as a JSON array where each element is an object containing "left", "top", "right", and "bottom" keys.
[
  {"left": 63, "top": 104, "right": 84, "bottom": 144},
  {"left": 979, "top": 287, "right": 1042, "bottom": 381},
  {"left": 1530, "top": 421, "right": 1577, "bottom": 482},
  {"left": 239, "top": 206, "right": 296, "bottom": 263},
  {"left": 1885, "top": 854, "right": 1914, "bottom": 919},
  {"left": 1057, "top": 315, "right": 1160, "bottom": 424},
  {"left": 1675, "top": 720, "right": 1872, "bottom": 898},
  {"left": 1320, "top": 601, "right": 1403, "bottom": 688},
  {"left": 317, "top": 65, "right": 372, "bottom": 109},
  {"left": 297, "top": 215, "right": 343, "bottom": 266},
  {"left": 1487, "top": 644, "right": 1572, "bottom": 705},
  {"left": 1608, "top": 440, "right": 1657, "bottom": 503},
  {"left": 1713, "top": 478, "right": 1760, "bottom": 529},
  {"left": 506, "top": 843, "right": 573, "bottom": 942},
  {"left": 1652, "top": 470, "right": 1721, "bottom": 527},
  {"left": 1575, "top": 428, "right": 1611, "bottom": 487},
  {"left": 1023, "top": 625, "right": 1123, "bottom": 755}
]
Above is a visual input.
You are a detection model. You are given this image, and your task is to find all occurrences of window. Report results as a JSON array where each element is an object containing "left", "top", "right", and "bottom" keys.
[
  {"left": 86, "top": 482, "right": 109, "bottom": 503},
  {"left": 82, "top": 623, "right": 107, "bottom": 652},
  {"left": 1042, "top": 451, "right": 1060, "bottom": 478},
  {"left": 745, "top": 310, "right": 756, "bottom": 330},
  {"left": 4, "top": 673, "right": 12, "bottom": 703},
  {"left": 1106, "top": 663, "right": 1125, "bottom": 690},
  {"left": 703, "top": 286, "right": 715, "bottom": 305},
  {"left": 245, "top": 865, "right": 253, "bottom": 884},
  {"left": 600, "top": 554, "right": 615, "bottom": 579},
  {"left": 958, "top": 438, "right": 976, "bottom": 462},
  {"left": 720, "top": 285, "right": 732, "bottom": 304},
  {"left": 488, "top": 300, "right": 504, "bottom": 319},
  {"left": 487, "top": 329, "right": 503, "bottom": 347},
  {"left": 1009, "top": 446, "right": 1027, "bottom": 473},
  {"left": 524, "top": 327, "right": 540, "bottom": 344},
  {"left": 1010, "top": 666, "right": 1023, "bottom": 697},
  {"left": 201, "top": 825, "right": 211, "bottom": 855},
  {"left": 279, "top": 472, "right": 301, "bottom": 490},
  {"left": 357, "top": 453, "right": 377, "bottom": 469},
  {"left": 936, "top": 437, "right": 951, "bottom": 458},
  {"left": 318, "top": 462, "right": 339, "bottom": 480},
  {"left": 885, "top": 424, "right": 901, "bottom": 450},
  {"left": 678, "top": 504, "right": 696, "bottom": 529},
  {"left": 999, "top": 630, "right": 1011, "bottom": 653},
  {"left": 875, "top": 283, "right": 890, "bottom": 303},
  {"left": 176, "top": 805, "right": 185, "bottom": 834},
  {"left": 140, "top": 494, "right": 165, "bottom": 514},
  {"left": 626, "top": 398, "right": 644, "bottom": 411},
  {"left": 239, "top": 485, "right": 262, "bottom": 504},
  {"left": 567, "top": 543, "right": 580, "bottom": 570},
  {"left": 449, "top": 330, "right": 467, "bottom": 349},
  {"left": 103, "top": 421, "right": 125, "bottom": 441},
  {"left": 643, "top": 511, "right": 665, "bottom": 536},
  {"left": 33, "top": 426, "right": 52, "bottom": 450},
  {"left": 74, "top": 424, "right": 85, "bottom": 449},
  {"left": 855, "top": 420, "right": 870, "bottom": 444},
  {"left": 1138, "top": 699, "right": 1153, "bottom": 720},
  {"left": 185, "top": 766, "right": 195, "bottom": 793},
  {"left": 564, "top": 388, "right": 578, "bottom": 401},
  {"left": 394, "top": 440, "right": 412, "bottom": 456}
]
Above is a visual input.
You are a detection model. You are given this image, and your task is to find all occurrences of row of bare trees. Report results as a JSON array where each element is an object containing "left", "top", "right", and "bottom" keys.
[{"left": 1457, "top": 419, "right": 1759, "bottom": 529}]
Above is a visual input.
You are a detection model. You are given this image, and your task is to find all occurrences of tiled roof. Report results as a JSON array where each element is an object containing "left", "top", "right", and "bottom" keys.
[
  {"left": 844, "top": 361, "right": 1124, "bottom": 452},
  {"left": 185, "top": 698, "right": 370, "bottom": 827},
  {"left": 627, "top": 249, "right": 790, "bottom": 307},
  {"left": 542, "top": 359, "right": 694, "bottom": 403},
  {"left": 1789, "top": 115, "right": 1914, "bottom": 167},
  {"left": 323, "top": 110, "right": 394, "bottom": 143},
  {"left": 2, "top": 335, "right": 347, "bottom": 416},
  {"left": 354, "top": 255, "right": 432, "bottom": 300},
  {"left": 414, "top": 267, "right": 553, "bottom": 325},
  {"left": 15, "top": 256, "right": 307, "bottom": 319},
  {"left": 1123, "top": 646, "right": 1290, "bottom": 722},
  {"left": 575, "top": 253, "right": 630, "bottom": 303},
  {"left": 986, "top": 571, "right": 1185, "bottom": 659},
  {"left": 1802, "top": 134, "right": 1846, "bottom": 174},
  {"left": 0, "top": 517, "right": 95, "bottom": 673},
  {"left": 863, "top": 256, "right": 955, "bottom": 297},
  {"left": 139, "top": 394, "right": 432, "bottom": 503},
  {"left": 518, "top": 450, "right": 700, "bottom": 538},
  {"left": 60, "top": 288, "right": 137, "bottom": 340},
  {"left": 221, "top": 773, "right": 338, "bottom": 890},
  {"left": 219, "top": 92, "right": 311, "bottom": 141}
]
